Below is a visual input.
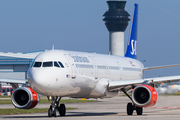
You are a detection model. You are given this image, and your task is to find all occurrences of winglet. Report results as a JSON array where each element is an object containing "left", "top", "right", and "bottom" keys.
[{"left": 125, "top": 3, "right": 138, "bottom": 59}]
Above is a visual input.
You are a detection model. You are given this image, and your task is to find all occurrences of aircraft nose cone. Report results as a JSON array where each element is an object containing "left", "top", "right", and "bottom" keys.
[
  {"left": 28, "top": 67, "right": 62, "bottom": 91},
  {"left": 27, "top": 66, "right": 66, "bottom": 96},
  {"left": 28, "top": 68, "right": 48, "bottom": 89}
]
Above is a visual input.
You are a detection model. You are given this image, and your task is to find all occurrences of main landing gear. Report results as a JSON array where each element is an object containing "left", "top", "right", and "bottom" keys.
[
  {"left": 121, "top": 89, "right": 143, "bottom": 115},
  {"left": 48, "top": 96, "right": 66, "bottom": 117},
  {"left": 127, "top": 102, "right": 143, "bottom": 115}
]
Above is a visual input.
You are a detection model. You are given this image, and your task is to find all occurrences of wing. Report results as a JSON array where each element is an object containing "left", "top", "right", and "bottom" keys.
[
  {"left": 108, "top": 75, "right": 180, "bottom": 91},
  {"left": 0, "top": 78, "right": 28, "bottom": 89},
  {"left": 0, "top": 51, "right": 43, "bottom": 59},
  {"left": 0, "top": 78, "right": 27, "bottom": 84},
  {"left": 143, "top": 64, "right": 180, "bottom": 71}
]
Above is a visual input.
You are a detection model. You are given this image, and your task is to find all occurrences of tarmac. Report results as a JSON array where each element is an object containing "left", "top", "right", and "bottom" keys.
[{"left": 0, "top": 95, "right": 180, "bottom": 120}]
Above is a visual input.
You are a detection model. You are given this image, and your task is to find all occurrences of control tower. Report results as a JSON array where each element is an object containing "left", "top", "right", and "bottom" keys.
[{"left": 103, "top": 0, "right": 130, "bottom": 56}]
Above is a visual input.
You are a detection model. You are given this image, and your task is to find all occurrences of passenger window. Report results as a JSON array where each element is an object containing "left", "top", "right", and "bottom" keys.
[
  {"left": 43, "top": 62, "right": 53, "bottom": 67},
  {"left": 58, "top": 62, "right": 64, "bottom": 68},
  {"left": 33, "top": 62, "right": 42, "bottom": 67},
  {"left": 54, "top": 62, "right": 60, "bottom": 68}
]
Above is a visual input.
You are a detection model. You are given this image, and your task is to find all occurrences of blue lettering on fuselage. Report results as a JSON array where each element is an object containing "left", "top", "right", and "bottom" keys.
[{"left": 70, "top": 55, "right": 90, "bottom": 63}]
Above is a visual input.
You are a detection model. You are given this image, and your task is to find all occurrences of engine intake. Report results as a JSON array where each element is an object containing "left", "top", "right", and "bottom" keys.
[
  {"left": 132, "top": 85, "right": 157, "bottom": 107},
  {"left": 12, "top": 87, "right": 39, "bottom": 109}
]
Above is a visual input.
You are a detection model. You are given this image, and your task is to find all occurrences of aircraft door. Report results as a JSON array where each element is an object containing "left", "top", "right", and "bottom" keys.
[
  {"left": 64, "top": 54, "right": 76, "bottom": 79},
  {"left": 89, "top": 57, "right": 98, "bottom": 79},
  {"left": 117, "top": 61, "right": 123, "bottom": 80}
]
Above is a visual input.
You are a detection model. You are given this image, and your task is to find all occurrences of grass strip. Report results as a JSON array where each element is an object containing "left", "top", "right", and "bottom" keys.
[
  {"left": 0, "top": 99, "right": 97, "bottom": 104},
  {"left": 0, "top": 96, "right": 11, "bottom": 98},
  {"left": 0, "top": 99, "right": 12, "bottom": 104},
  {"left": 159, "top": 93, "right": 180, "bottom": 96},
  {"left": 0, "top": 108, "right": 77, "bottom": 115}
]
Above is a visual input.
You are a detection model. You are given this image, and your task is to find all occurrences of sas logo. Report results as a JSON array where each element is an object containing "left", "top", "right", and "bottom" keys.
[
  {"left": 129, "top": 61, "right": 136, "bottom": 66},
  {"left": 130, "top": 39, "right": 137, "bottom": 55}
]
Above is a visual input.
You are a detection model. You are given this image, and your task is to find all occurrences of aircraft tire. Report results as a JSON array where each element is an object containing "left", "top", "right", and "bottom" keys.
[
  {"left": 48, "top": 108, "right": 53, "bottom": 117},
  {"left": 127, "top": 103, "right": 133, "bottom": 115},
  {"left": 136, "top": 107, "right": 143, "bottom": 115},
  {"left": 59, "top": 104, "right": 66, "bottom": 116},
  {"left": 53, "top": 108, "right": 58, "bottom": 117}
]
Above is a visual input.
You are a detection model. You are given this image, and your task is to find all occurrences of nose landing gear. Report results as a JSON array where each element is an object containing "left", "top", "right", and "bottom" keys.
[{"left": 48, "top": 96, "right": 66, "bottom": 117}]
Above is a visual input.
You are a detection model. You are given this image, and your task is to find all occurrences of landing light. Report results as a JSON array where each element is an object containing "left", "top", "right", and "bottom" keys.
[{"left": 49, "top": 96, "right": 52, "bottom": 100}]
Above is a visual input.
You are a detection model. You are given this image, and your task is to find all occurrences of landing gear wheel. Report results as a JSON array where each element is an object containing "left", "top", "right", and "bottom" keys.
[
  {"left": 47, "top": 96, "right": 66, "bottom": 117},
  {"left": 127, "top": 103, "right": 133, "bottom": 115},
  {"left": 59, "top": 104, "right": 66, "bottom": 116},
  {"left": 48, "top": 108, "right": 52, "bottom": 117},
  {"left": 136, "top": 107, "right": 143, "bottom": 115},
  {"left": 53, "top": 108, "right": 58, "bottom": 117}
]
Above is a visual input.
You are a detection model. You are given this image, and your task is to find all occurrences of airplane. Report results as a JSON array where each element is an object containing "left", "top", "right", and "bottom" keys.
[{"left": 1, "top": 3, "right": 180, "bottom": 117}]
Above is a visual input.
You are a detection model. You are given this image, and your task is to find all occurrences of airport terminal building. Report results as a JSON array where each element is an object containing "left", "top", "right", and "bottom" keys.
[{"left": 0, "top": 51, "right": 43, "bottom": 86}]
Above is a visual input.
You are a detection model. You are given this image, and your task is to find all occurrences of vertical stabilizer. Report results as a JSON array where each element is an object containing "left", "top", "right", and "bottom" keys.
[{"left": 125, "top": 4, "right": 138, "bottom": 59}]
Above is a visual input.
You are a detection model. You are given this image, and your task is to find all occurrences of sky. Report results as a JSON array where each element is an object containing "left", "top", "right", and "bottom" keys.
[{"left": 0, "top": 0, "right": 180, "bottom": 78}]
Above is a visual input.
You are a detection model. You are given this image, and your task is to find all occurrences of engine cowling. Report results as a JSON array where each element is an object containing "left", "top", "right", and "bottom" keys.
[
  {"left": 132, "top": 85, "right": 158, "bottom": 107},
  {"left": 11, "top": 87, "right": 39, "bottom": 109}
]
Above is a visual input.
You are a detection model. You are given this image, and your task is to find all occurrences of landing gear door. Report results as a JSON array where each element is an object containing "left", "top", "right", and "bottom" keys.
[{"left": 64, "top": 54, "right": 76, "bottom": 79}]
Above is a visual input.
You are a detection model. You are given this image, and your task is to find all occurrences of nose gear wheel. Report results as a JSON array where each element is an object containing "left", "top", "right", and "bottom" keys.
[{"left": 48, "top": 96, "right": 66, "bottom": 117}]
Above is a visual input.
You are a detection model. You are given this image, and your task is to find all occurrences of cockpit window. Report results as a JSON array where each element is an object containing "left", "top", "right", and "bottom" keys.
[
  {"left": 34, "top": 61, "right": 64, "bottom": 68},
  {"left": 54, "top": 62, "right": 60, "bottom": 68},
  {"left": 58, "top": 62, "right": 64, "bottom": 68},
  {"left": 33, "top": 62, "right": 42, "bottom": 67},
  {"left": 43, "top": 62, "right": 53, "bottom": 67}
]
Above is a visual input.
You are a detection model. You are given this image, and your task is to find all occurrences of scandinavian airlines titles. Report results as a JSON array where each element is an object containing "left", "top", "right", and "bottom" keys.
[{"left": 70, "top": 55, "right": 90, "bottom": 63}]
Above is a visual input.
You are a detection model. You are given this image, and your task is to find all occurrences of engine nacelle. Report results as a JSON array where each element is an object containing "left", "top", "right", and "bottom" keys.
[
  {"left": 132, "top": 85, "right": 158, "bottom": 107},
  {"left": 11, "top": 87, "right": 39, "bottom": 109}
]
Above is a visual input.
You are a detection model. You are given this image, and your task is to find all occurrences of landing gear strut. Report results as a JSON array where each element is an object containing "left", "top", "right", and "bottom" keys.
[
  {"left": 121, "top": 89, "right": 143, "bottom": 115},
  {"left": 48, "top": 96, "right": 66, "bottom": 117}
]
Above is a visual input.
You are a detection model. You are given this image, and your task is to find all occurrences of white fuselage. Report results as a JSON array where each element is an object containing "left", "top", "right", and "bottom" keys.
[{"left": 28, "top": 50, "right": 144, "bottom": 98}]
